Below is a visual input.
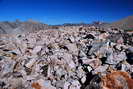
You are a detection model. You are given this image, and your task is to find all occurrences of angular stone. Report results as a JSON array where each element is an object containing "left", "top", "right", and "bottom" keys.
[
  {"left": 66, "top": 43, "right": 78, "bottom": 55},
  {"left": 64, "top": 82, "right": 70, "bottom": 89},
  {"left": 81, "top": 76, "right": 86, "bottom": 84},
  {"left": 25, "top": 58, "right": 37, "bottom": 68},
  {"left": 106, "top": 52, "right": 127, "bottom": 64},
  {"left": 63, "top": 53, "right": 76, "bottom": 69},
  {"left": 32, "top": 46, "right": 42, "bottom": 55},
  {"left": 69, "top": 80, "right": 81, "bottom": 89},
  {"left": 32, "top": 79, "right": 56, "bottom": 89},
  {"left": 92, "top": 65, "right": 109, "bottom": 74}
]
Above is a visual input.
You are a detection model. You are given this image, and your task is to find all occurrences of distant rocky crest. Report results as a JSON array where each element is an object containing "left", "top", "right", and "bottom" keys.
[
  {"left": 0, "top": 19, "right": 48, "bottom": 34},
  {"left": 101, "top": 15, "right": 133, "bottom": 31},
  {"left": 0, "top": 15, "right": 133, "bottom": 34}
]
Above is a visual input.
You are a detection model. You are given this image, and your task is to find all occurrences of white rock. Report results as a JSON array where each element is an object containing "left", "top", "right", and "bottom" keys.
[
  {"left": 87, "top": 66, "right": 93, "bottom": 72},
  {"left": 69, "top": 36, "right": 75, "bottom": 43},
  {"left": 81, "top": 76, "right": 86, "bottom": 83},
  {"left": 25, "top": 58, "right": 37, "bottom": 68},
  {"left": 32, "top": 46, "right": 42, "bottom": 55},
  {"left": 47, "top": 66, "right": 52, "bottom": 77}
]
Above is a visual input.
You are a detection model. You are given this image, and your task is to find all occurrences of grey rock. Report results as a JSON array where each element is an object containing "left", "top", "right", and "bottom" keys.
[
  {"left": 106, "top": 52, "right": 127, "bottom": 64},
  {"left": 128, "top": 47, "right": 133, "bottom": 53}
]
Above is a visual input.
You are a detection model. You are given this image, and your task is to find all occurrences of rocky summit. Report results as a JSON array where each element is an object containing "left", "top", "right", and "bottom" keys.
[{"left": 0, "top": 25, "right": 133, "bottom": 89}]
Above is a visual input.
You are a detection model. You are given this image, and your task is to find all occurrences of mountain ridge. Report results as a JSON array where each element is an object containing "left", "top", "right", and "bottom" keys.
[{"left": 0, "top": 15, "right": 133, "bottom": 34}]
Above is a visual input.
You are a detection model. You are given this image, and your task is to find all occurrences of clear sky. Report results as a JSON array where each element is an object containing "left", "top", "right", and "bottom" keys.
[{"left": 0, "top": 0, "right": 132, "bottom": 25}]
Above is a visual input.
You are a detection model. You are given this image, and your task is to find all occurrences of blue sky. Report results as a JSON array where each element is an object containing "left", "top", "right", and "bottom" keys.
[{"left": 0, "top": 0, "right": 133, "bottom": 25}]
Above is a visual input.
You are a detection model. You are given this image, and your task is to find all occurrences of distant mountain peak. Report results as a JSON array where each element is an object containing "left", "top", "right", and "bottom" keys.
[
  {"left": 27, "top": 19, "right": 41, "bottom": 24},
  {"left": 101, "top": 15, "right": 133, "bottom": 30},
  {"left": 111, "top": 15, "right": 133, "bottom": 30}
]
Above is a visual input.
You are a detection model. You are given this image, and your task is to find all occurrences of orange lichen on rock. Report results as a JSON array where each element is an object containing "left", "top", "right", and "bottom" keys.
[
  {"left": 102, "top": 71, "right": 133, "bottom": 89},
  {"left": 32, "top": 82, "right": 42, "bottom": 89},
  {"left": 127, "top": 78, "right": 133, "bottom": 89}
]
